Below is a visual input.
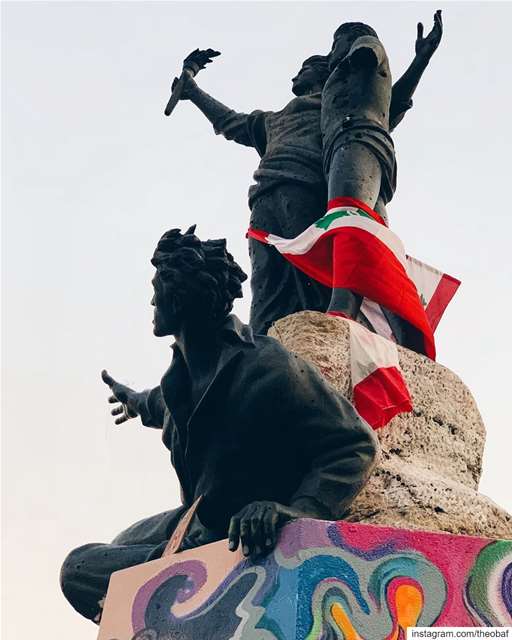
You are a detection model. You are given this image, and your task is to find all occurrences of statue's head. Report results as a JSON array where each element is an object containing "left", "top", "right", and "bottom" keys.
[
  {"left": 329, "top": 22, "right": 378, "bottom": 68},
  {"left": 150, "top": 225, "right": 247, "bottom": 336},
  {"left": 291, "top": 55, "right": 330, "bottom": 95}
]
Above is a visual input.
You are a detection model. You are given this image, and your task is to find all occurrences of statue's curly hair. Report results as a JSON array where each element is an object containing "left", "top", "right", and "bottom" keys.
[
  {"left": 301, "top": 55, "right": 330, "bottom": 85},
  {"left": 333, "top": 22, "right": 378, "bottom": 42},
  {"left": 151, "top": 225, "right": 247, "bottom": 325}
]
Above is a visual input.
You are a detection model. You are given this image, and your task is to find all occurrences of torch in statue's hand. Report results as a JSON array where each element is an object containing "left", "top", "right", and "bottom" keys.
[{"left": 165, "top": 48, "right": 221, "bottom": 116}]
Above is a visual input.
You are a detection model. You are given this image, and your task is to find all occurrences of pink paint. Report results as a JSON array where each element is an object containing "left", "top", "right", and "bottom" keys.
[
  {"left": 278, "top": 517, "right": 332, "bottom": 558},
  {"left": 337, "top": 521, "right": 491, "bottom": 625}
]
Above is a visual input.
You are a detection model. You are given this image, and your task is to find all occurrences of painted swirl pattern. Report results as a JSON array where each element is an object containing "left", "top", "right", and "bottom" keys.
[{"left": 101, "top": 520, "right": 512, "bottom": 640}]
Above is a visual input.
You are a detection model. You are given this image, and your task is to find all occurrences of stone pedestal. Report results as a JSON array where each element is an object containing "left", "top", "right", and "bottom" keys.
[
  {"left": 98, "top": 519, "right": 512, "bottom": 639},
  {"left": 268, "top": 311, "right": 512, "bottom": 539}
]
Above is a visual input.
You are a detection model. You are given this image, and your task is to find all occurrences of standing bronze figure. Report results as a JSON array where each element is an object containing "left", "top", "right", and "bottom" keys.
[{"left": 170, "top": 11, "right": 442, "bottom": 334}]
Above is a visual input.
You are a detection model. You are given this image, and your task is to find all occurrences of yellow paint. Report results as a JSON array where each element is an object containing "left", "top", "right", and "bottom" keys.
[{"left": 331, "top": 602, "right": 362, "bottom": 640}]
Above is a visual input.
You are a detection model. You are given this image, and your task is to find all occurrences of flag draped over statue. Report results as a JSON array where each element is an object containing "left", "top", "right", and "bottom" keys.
[{"left": 248, "top": 196, "right": 460, "bottom": 428}]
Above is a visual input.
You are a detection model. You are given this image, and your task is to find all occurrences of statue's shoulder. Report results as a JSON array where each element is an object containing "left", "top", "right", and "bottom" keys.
[
  {"left": 244, "top": 333, "right": 312, "bottom": 377},
  {"left": 223, "top": 316, "right": 312, "bottom": 378}
]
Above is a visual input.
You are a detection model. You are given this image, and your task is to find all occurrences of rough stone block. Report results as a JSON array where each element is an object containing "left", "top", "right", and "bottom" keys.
[
  {"left": 268, "top": 311, "right": 512, "bottom": 539},
  {"left": 98, "top": 519, "right": 512, "bottom": 639}
]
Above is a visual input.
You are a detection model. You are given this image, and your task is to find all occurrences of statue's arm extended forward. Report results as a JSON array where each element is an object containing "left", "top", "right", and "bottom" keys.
[
  {"left": 132, "top": 386, "right": 166, "bottom": 428},
  {"left": 166, "top": 50, "right": 267, "bottom": 150},
  {"left": 390, "top": 10, "right": 443, "bottom": 130},
  {"left": 183, "top": 78, "right": 268, "bottom": 152}
]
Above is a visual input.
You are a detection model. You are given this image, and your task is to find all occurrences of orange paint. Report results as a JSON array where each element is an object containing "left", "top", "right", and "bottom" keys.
[
  {"left": 331, "top": 602, "right": 362, "bottom": 640},
  {"left": 395, "top": 584, "right": 423, "bottom": 629},
  {"left": 332, "top": 584, "right": 423, "bottom": 640}
]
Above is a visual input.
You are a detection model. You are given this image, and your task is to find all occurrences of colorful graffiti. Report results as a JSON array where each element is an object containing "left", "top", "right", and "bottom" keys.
[
  {"left": 98, "top": 520, "right": 512, "bottom": 640},
  {"left": 464, "top": 541, "right": 512, "bottom": 627}
]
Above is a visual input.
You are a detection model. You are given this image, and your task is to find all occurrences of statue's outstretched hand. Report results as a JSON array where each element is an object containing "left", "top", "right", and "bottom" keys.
[
  {"left": 183, "top": 48, "right": 221, "bottom": 73},
  {"left": 170, "top": 49, "right": 220, "bottom": 100},
  {"left": 101, "top": 369, "right": 138, "bottom": 425},
  {"left": 416, "top": 10, "right": 443, "bottom": 61},
  {"left": 228, "top": 500, "right": 303, "bottom": 558}
]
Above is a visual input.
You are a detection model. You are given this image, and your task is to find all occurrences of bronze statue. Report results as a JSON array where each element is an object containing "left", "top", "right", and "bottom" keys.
[
  {"left": 321, "top": 14, "right": 442, "bottom": 333},
  {"left": 321, "top": 21, "right": 396, "bottom": 322},
  {"left": 60, "top": 226, "right": 378, "bottom": 623},
  {"left": 170, "top": 11, "right": 442, "bottom": 334}
]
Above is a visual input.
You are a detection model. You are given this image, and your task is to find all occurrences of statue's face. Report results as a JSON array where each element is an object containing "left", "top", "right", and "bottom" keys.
[
  {"left": 330, "top": 32, "right": 353, "bottom": 67},
  {"left": 151, "top": 272, "right": 181, "bottom": 337},
  {"left": 291, "top": 63, "right": 320, "bottom": 96}
]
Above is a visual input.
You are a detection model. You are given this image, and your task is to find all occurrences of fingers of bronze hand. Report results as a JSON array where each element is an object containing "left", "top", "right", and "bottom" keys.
[
  {"left": 263, "top": 508, "right": 279, "bottom": 549},
  {"left": 184, "top": 48, "right": 220, "bottom": 69},
  {"left": 103, "top": 370, "right": 127, "bottom": 400},
  {"left": 417, "top": 22, "right": 424, "bottom": 41},
  {"left": 101, "top": 369, "right": 114, "bottom": 387},
  {"left": 228, "top": 516, "right": 240, "bottom": 551},
  {"left": 433, "top": 9, "right": 443, "bottom": 34},
  {"left": 197, "top": 48, "right": 221, "bottom": 63},
  {"left": 202, "top": 50, "right": 221, "bottom": 65},
  {"left": 239, "top": 517, "right": 252, "bottom": 556},
  {"left": 112, "top": 403, "right": 135, "bottom": 423},
  {"left": 228, "top": 502, "right": 281, "bottom": 556},
  {"left": 250, "top": 515, "right": 264, "bottom": 554},
  {"left": 425, "top": 11, "right": 443, "bottom": 48}
]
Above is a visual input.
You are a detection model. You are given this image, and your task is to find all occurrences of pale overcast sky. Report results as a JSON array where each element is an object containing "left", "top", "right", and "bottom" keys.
[{"left": 2, "top": 2, "right": 511, "bottom": 638}]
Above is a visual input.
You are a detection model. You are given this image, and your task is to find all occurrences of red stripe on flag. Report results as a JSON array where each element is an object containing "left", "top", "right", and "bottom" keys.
[
  {"left": 425, "top": 273, "right": 461, "bottom": 332},
  {"left": 247, "top": 228, "right": 270, "bottom": 243},
  {"left": 284, "top": 227, "right": 435, "bottom": 359},
  {"left": 353, "top": 366, "right": 413, "bottom": 429},
  {"left": 327, "top": 197, "right": 387, "bottom": 226}
]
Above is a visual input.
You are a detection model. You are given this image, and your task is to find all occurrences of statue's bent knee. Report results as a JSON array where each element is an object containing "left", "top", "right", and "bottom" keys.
[{"left": 60, "top": 543, "right": 107, "bottom": 621}]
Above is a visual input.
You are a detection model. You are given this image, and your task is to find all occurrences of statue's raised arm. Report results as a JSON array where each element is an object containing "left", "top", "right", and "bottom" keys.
[
  {"left": 165, "top": 48, "right": 267, "bottom": 150},
  {"left": 164, "top": 48, "right": 220, "bottom": 116},
  {"left": 390, "top": 10, "right": 443, "bottom": 130}
]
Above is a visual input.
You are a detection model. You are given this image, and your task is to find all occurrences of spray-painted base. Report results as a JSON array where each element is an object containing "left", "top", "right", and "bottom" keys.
[{"left": 98, "top": 519, "right": 512, "bottom": 639}]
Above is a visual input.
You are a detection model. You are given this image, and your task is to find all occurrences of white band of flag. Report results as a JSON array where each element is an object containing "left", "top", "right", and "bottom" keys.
[{"left": 349, "top": 318, "right": 412, "bottom": 429}]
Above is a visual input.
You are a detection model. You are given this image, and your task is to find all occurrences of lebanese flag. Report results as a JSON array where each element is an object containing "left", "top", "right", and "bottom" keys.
[
  {"left": 349, "top": 319, "right": 412, "bottom": 429},
  {"left": 405, "top": 256, "right": 460, "bottom": 332},
  {"left": 248, "top": 196, "right": 436, "bottom": 360},
  {"left": 360, "top": 257, "right": 460, "bottom": 341}
]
